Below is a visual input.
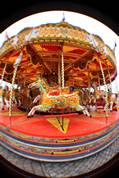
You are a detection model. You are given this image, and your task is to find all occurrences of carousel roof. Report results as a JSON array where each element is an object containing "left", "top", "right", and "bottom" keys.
[{"left": 0, "top": 21, "right": 117, "bottom": 87}]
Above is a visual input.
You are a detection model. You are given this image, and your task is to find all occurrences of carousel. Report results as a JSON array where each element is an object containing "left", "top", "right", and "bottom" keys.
[{"left": 0, "top": 19, "right": 119, "bottom": 177}]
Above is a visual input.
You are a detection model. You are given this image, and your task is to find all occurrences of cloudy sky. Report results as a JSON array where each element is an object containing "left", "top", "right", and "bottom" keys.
[{"left": 0, "top": 10, "right": 119, "bottom": 91}]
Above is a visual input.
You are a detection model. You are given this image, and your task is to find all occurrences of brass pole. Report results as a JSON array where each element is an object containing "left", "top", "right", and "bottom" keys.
[
  {"left": 9, "top": 66, "right": 18, "bottom": 118},
  {"left": 8, "top": 29, "right": 33, "bottom": 124},
  {"left": 87, "top": 34, "right": 109, "bottom": 119},
  {"left": 98, "top": 74, "right": 101, "bottom": 90},
  {"left": 88, "top": 71, "right": 91, "bottom": 97},
  {"left": 9, "top": 52, "right": 23, "bottom": 123},
  {"left": 1, "top": 63, "right": 7, "bottom": 81},
  {"left": 61, "top": 48, "right": 64, "bottom": 89},
  {"left": 58, "top": 59, "right": 61, "bottom": 86},
  {"left": 107, "top": 66, "right": 112, "bottom": 92},
  {"left": 98, "top": 57, "right": 109, "bottom": 117}
]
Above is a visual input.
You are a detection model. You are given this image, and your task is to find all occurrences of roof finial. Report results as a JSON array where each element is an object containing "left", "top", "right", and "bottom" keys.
[
  {"left": 62, "top": 12, "right": 65, "bottom": 22},
  {"left": 113, "top": 41, "right": 117, "bottom": 52}
]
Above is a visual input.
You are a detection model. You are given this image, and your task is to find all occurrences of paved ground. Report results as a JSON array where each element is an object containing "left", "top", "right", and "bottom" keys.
[{"left": 0, "top": 137, "right": 119, "bottom": 178}]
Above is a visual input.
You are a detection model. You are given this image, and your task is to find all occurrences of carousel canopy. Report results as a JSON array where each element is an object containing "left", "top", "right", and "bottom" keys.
[{"left": 0, "top": 21, "right": 117, "bottom": 87}]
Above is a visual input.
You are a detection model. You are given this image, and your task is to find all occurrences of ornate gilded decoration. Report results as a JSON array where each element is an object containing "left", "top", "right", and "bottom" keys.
[{"left": 0, "top": 21, "right": 116, "bottom": 87}]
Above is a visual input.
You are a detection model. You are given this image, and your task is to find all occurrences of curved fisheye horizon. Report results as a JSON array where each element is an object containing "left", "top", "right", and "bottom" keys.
[
  {"left": 0, "top": 10, "right": 119, "bottom": 178},
  {"left": 0, "top": 10, "right": 119, "bottom": 92},
  {"left": 0, "top": 10, "right": 118, "bottom": 47}
]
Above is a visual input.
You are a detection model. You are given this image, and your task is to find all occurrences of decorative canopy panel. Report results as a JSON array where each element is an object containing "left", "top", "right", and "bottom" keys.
[{"left": 0, "top": 21, "right": 117, "bottom": 87}]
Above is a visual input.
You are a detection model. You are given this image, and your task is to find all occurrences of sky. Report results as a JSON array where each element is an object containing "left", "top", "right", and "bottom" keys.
[{"left": 0, "top": 10, "right": 119, "bottom": 91}]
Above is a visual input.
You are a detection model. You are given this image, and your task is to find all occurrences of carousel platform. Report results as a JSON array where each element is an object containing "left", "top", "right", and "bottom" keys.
[{"left": 0, "top": 109, "right": 119, "bottom": 162}]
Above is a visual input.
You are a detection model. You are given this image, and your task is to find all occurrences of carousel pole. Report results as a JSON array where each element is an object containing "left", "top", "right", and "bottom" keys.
[
  {"left": 1, "top": 63, "right": 7, "bottom": 81},
  {"left": 88, "top": 34, "right": 109, "bottom": 118},
  {"left": 61, "top": 46, "right": 64, "bottom": 89},
  {"left": 107, "top": 66, "right": 112, "bottom": 92},
  {"left": 9, "top": 66, "right": 18, "bottom": 117},
  {"left": 60, "top": 14, "right": 65, "bottom": 89},
  {"left": 4, "top": 32, "right": 18, "bottom": 127},
  {"left": 9, "top": 52, "right": 23, "bottom": 123},
  {"left": 0, "top": 63, "right": 7, "bottom": 112},
  {"left": 113, "top": 42, "right": 118, "bottom": 93},
  {"left": 98, "top": 74, "right": 101, "bottom": 90},
  {"left": 8, "top": 29, "right": 35, "bottom": 126},
  {"left": 59, "top": 44, "right": 65, "bottom": 131},
  {"left": 58, "top": 59, "right": 61, "bottom": 86},
  {"left": 98, "top": 56, "right": 109, "bottom": 118},
  {"left": 88, "top": 71, "right": 91, "bottom": 97}
]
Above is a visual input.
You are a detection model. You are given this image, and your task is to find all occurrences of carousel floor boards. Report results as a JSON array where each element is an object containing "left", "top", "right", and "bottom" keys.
[
  {"left": 0, "top": 109, "right": 118, "bottom": 138},
  {"left": 0, "top": 109, "right": 118, "bottom": 162}
]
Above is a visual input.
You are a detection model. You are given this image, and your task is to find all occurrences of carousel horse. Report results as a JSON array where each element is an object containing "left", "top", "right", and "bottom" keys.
[
  {"left": 88, "top": 94, "right": 97, "bottom": 112},
  {"left": 95, "top": 90, "right": 106, "bottom": 110},
  {"left": 18, "top": 85, "right": 32, "bottom": 111},
  {"left": 108, "top": 92, "right": 117, "bottom": 111},
  {"left": 27, "top": 78, "right": 91, "bottom": 117},
  {"left": 116, "top": 93, "right": 119, "bottom": 110},
  {"left": 95, "top": 90, "right": 117, "bottom": 111},
  {"left": 1, "top": 86, "right": 10, "bottom": 110},
  {"left": 14, "top": 88, "right": 21, "bottom": 107}
]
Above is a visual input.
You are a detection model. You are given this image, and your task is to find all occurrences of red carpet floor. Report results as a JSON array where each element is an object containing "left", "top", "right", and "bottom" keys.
[{"left": 0, "top": 109, "right": 119, "bottom": 138}]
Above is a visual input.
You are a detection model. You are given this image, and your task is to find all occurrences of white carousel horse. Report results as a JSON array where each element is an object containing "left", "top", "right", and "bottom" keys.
[
  {"left": 95, "top": 90, "right": 117, "bottom": 111},
  {"left": 108, "top": 92, "right": 117, "bottom": 111}
]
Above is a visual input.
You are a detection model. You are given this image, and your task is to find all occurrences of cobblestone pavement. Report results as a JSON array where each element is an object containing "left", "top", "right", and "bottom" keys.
[{"left": 0, "top": 138, "right": 119, "bottom": 178}]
